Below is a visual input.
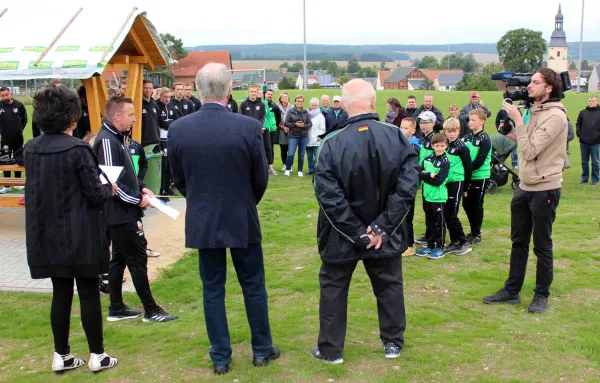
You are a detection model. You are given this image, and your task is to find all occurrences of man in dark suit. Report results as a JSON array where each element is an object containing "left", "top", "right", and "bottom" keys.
[{"left": 167, "top": 63, "right": 279, "bottom": 375}]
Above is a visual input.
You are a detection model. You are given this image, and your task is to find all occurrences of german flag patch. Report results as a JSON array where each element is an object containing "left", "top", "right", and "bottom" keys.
[{"left": 358, "top": 126, "right": 369, "bottom": 132}]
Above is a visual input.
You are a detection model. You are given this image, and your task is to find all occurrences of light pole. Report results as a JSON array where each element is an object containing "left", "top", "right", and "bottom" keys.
[
  {"left": 303, "top": 0, "right": 307, "bottom": 91},
  {"left": 577, "top": 0, "right": 584, "bottom": 94}
]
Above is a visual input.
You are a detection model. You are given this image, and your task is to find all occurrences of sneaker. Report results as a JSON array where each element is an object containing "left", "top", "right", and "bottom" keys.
[
  {"left": 213, "top": 363, "right": 229, "bottom": 375},
  {"left": 426, "top": 248, "right": 445, "bottom": 260},
  {"left": 143, "top": 307, "right": 179, "bottom": 323},
  {"left": 482, "top": 288, "right": 521, "bottom": 305},
  {"left": 310, "top": 347, "right": 343, "bottom": 364},
  {"left": 52, "top": 352, "right": 85, "bottom": 372},
  {"left": 455, "top": 243, "right": 472, "bottom": 256},
  {"left": 146, "top": 249, "right": 160, "bottom": 257},
  {"left": 269, "top": 169, "right": 278, "bottom": 176},
  {"left": 0, "top": 186, "right": 10, "bottom": 194},
  {"left": 307, "top": 170, "right": 314, "bottom": 175},
  {"left": 281, "top": 166, "right": 287, "bottom": 171},
  {"left": 443, "top": 242, "right": 462, "bottom": 254},
  {"left": 414, "top": 236, "right": 427, "bottom": 245},
  {"left": 253, "top": 345, "right": 281, "bottom": 367},
  {"left": 297, "top": 171, "right": 304, "bottom": 177},
  {"left": 467, "top": 234, "right": 482, "bottom": 245},
  {"left": 88, "top": 352, "right": 118, "bottom": 372},
  {"left": 384, "top": 343, "right": 401, "bottom": 359},
  {"left": 528, "top": 293, "right": 549, "bottom": 313},
  {"left": 402, "top": 246, "right": 416, "bottom": 257},
  {"left": 579, "top": 179, "right": 588, "bottom": 184},
  {"left": 284, "top": 170, "right": 291, "bottom": 176},
  {"left": 107, "top": 305, "right": 142, "bottom": 322},
  {"left": 415, "top": 247, "right": 432, "bottom": 257},
  {"left": 13, "top": 186, "right": 24, "bottom": 190},
  {"left": 592, "top": 182, "right": 599, "bottom": 186}
]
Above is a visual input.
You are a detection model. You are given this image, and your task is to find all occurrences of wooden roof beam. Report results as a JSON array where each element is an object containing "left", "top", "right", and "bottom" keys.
[
  {"left": 0, "top": 8, "right": 7, "bottom": 18},
  {"left": 34, "top": 7, "right": 83, "bottom": 66},
  {"left": 98, "top": 6, "right": 138, "bottom": 65},
  {"left": 129, "top": 26, "right": 156, "bottom": 70}
]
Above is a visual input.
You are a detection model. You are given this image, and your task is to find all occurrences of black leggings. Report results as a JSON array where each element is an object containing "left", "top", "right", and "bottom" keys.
[{"left": 51, "top": 277, "right": 104, "bottom": 355}]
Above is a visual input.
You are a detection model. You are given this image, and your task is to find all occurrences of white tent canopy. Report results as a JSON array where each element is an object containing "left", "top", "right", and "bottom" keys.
[{"left": 0, "top": 4, "right": 169, "bottom": 80}]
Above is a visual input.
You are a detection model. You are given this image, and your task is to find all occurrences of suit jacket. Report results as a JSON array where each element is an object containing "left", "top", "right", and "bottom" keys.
[{"left": 167, "top": 103, "right": 268, "bottom": 249}]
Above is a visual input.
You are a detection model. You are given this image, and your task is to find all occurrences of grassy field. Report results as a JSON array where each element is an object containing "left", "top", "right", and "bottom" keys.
[{"left": 3, "top": 90, "right": 600, "bottom": 382}]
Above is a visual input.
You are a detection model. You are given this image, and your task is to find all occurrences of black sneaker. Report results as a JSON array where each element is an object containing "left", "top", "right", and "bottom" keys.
[
  {"left": 455, "top": 242, "right": 473, "bottom": 256},
  {"left": 579, "top": 179, "right": 588, "bottom": 184},
  {"left": 528, "top": 293, "right": 549, "bottom": 313},
  {"left": 482, "top": 288, "right": 521, "bottom": 305},
  {"left": 384, "top": 343, "right": 401, "bottom": 359},
  {"left": 414, "top": 236, "right": 427, "bottom": 245},
  {"left": 468, "top": 234, "right": 482, "bottom": 245},
  {"left": 310, "top": 347, "right": 343, "bottom": 364},
  {"left": 142, "top": 307, "right": 179, "bottom": 323},
  {"left": 213, "top": 363, "right": 229, "bottom": 375},
  {"left": 107, "top": 305, "right": 142, "bottom": 322},
  {"left": 443, "top": 242, "right": 462, "bottom": 254},
  {"left": 253, "top": 345, "right": 281, "bottom": 367}
]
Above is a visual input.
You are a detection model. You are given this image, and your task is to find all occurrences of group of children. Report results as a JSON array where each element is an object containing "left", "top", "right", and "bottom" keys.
[{"left": 399, "top": 109, "right": 492, "bottom": 260}]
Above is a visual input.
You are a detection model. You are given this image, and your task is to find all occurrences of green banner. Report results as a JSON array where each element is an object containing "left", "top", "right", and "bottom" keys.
[
  {"left": 62, "top": 60, "right": 87, "bottom": 68},
  {"left": 56, "top": 46, "right": 80, "bottom": 52},
  {"left": 0, "top": 48, "right": 14, "bottom": 53},
  {"left": 23, "top": 46, "right": 45, "bottom": 52},
  {"left": 97, "top": 61, "right": 108, "bottom": 68},
  {"left": 89, "top": 46, "right": 113, "bottom": 52},
  {"left": 0, "top": 61, "right": 19, "bottom": 70},
  {"left": 28, "top": 61, "right": 53, "bottom": 69}
]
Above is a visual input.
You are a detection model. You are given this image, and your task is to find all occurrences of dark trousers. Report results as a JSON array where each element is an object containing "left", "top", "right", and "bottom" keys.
[
  {"left": 269, "top": 131, "right": 277, "bottom": 162},
  {"left": 306, "top": 146, "right": 317, "bottom": 173},
  {"left": 424, "top": 201, "right": 446, "bottom": 249},
  {"left": 108, "top": 221, "right": 158, "bottom": 313},
  {"left": 318, "top": 256, "right": 406, "bottom": 360},
  {"left": 279, "top": 144, "right": 288, "bottom": 165},
  {"left": 406, "top": 199, "right": 415, "bottom": 247},
  {"left": 580, "top": 143, "right": 600, "bottom": 183},
  {"left": 159, "top": 139, "right": 172, "bottom": 194},
  {"left": 199, "top": 243, "right": 273, "bottom": 365},
  {"left": 262, "top": 129, "right": 273, "bottom": 166},
  {"left": 1, "top": 135, "right": 23, "bottom": 181},
  {"left": 445, "top": 181, "right": 467, "bottom": 243},
  {"left": 51, "top": 277, "right": 104, "bottom": 355},
  {"left": 462, "top": 178, "right": 487, "bottom": 236},
  {"left": 504, "top": 187, "right": 560, "bottom": 298}
]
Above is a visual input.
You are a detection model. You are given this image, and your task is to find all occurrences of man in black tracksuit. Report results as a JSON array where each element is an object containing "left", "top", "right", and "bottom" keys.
[
  {"left": 0, "top": 87, "right": 27, "bottom": 190},
  {"left": 93, "top": 96, "right": 177, "bottom": 323},
  {"left": 312, "top": 80, "right": 419, "bottom": 363},
  {"left": 184, "top": 83, "right": 202, "bottom": 112},
  {"left": 240, "top": 86, "right": 272, "bottom": 167},
  {"left": 226, "top": 94, "right": 238, "bottom": 113},
  {"left": 171, "top": 83, "right": 194, "bottom": 118},
  {"left": 141, "top": 80, "right": 160, "bottom": 147},
  {"left": 157, "top": 89, "right": 179, "bottom": 196}
]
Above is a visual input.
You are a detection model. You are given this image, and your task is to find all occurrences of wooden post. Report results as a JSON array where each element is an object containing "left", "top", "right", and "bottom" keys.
[
  {"left": 126, "top": 63, "right": 143, "bottom": 143},
  {"left": 82, "top": 78, "right": 102, "bottom": 134},
  {"left": 95, "top": 76, "right": 108, "bottom": 116},
  {"left": 0, "top": 8, "right": 7, "bottom": 18}
]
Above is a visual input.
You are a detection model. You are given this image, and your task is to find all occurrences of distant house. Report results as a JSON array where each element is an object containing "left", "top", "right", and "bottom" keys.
[
  {"left": 357, "top": 77, "right": 377, "bottom": 89},
  {"left": 172, "top": 51, "right": 232, "bottom": 89},
  {"left": 568, "top": 70, "right": 589, "bottom": 91},
  {"left": 589, "top": 66, "right": 600, "bottom": 93},
  {"left": 384, "top": 67, "right": 425, "bottom": 90},
  {"left": 420, "top": 69, "right": 464, "bottom": 90},
  {"left": 316, "top": 74, "right": 333, "bottom": 86},
  {"left": 407, "top": 79, "right": 425, "bottom": 90},
  {"left": 436, "top": 73, "right": 465, "bottom": 91},
  {"left": 376, "top": 70, "right": 392, "bottom": 90}
]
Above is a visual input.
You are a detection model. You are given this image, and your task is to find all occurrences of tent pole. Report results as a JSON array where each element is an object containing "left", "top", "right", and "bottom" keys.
[
  {"left": 34, "top": 7, "right": 83, "bottom": 66},
  {"left": 98, "top": 6, "right": 138, "bottom": 66},
  {"left": 0, "top": 9, "right": 7, "bottom": 18}
]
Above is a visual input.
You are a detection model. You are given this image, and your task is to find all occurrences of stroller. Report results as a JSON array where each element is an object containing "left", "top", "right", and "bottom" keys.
[{"left": 486, "top": 135, "right": 520, "bottom": 194}]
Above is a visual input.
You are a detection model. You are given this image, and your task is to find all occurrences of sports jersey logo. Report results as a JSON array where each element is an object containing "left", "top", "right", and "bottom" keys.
[
  {"left": 183, "top": 104, "right": 188, "bottom": 110},
  {"left": 131, "top": 149, "right": 135, "bottom": 154},
  {"left": 256, "top": 105, "right": 260, "bottom": 110},
  {"left": 246, "top": 107, "right": 250, "bottom": 111},
  {"left": 153, "top": 108, "right": 156, "bottom": 114},
  {"left": 169, "top": 110, "right": 173, "bottom": 116},
  {"left": 13, "top": 108, "right": 18, "bottom": 113},
  {"left": 174, "top": 106, "right": 179, "bottom": 109},
  {"left": 227, "top": 104, "right": 231, "bottom": 109},
  {"left": 142, "top": 109, "right": 147, "bottom": 114}
]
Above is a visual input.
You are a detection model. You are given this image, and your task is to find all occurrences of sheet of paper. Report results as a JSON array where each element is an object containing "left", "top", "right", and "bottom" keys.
[
  {"left": 99, "top": 165, "right": 124, "bottom": 185},
  {"left": 149, "top": 196, "right": 181, "bottom": 220}
]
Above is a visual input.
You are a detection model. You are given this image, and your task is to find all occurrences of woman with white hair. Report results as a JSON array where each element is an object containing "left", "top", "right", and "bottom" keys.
[{"left": 306, "top": 97, "right": 326, "bottom": 174}]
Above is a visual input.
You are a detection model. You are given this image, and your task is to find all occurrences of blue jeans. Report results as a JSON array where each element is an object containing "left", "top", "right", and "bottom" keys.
[
  {"left": 286, "top": 136, "right": 308, "bottom": 172},
  {"left": 306, "top": 146, "right": 317, "bottom": 173},
  {"left": 198, "top": 244, "right": 273, "bottom": 365},
  {"left": 511, "top": 147, "right": 519, "bottom": 168},
  {"left": 580, "top": 143, "right": 600, "bottom": 183}
]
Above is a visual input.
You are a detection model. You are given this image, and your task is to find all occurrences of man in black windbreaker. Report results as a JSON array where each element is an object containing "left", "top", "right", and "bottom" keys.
[
  {"left": 226, "top": 94, "right": 238, "bottom": 113},
  {"left": 311, "top": 80, "right": 419, "bottom": 364},
  {"left": 184, "top": 83, "right": 202, "bottom": 112},
  {"left": 0, "top": 87, "right": 27, "bottom": 194},
  {"left": 170, "top": 82, "right": 194, "bottom": 118},
  {"left": 141, "top": 80, "right": 160, "bottom": 146},
  {"left": 93, "top": 95, "right": 178, "bottom": 323}
]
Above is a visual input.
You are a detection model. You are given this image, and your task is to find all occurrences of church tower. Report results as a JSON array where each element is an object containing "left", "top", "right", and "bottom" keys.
[{"left": 547, "top": 4, "right": 568, "bottom": 72}]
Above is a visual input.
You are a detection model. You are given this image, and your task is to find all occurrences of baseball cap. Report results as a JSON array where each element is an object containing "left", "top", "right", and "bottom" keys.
[
  {"left": 333, "top": 96, "right": 342, "bottom": 102},
  {"left": 419, "top": 111, "right": 436, "bottom": 122},
  {"left": 471, "top": 92, "right": 480, "bottom": 98}
]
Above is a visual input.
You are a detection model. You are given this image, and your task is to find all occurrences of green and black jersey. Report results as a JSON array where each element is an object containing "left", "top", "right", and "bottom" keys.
[
  {"left": 446, "top": 139, "right": 472, "bottom": 186},
  {"left": 419, "top": 153, "right": 450, "bottom": 203},
  {"left": 418, "top": 132, "right": 435, "bottom": 165},
  {"left": 465, "top": 130, "right": 491, "bottom": 180}
]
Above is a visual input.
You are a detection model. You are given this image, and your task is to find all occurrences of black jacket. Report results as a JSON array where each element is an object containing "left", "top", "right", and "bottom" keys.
[
  {"left": 576, "top": 106, "right": 600, "bottom": 145},
  {"left": 170, "top": 96, "right": 194, "bottom": 118},
  {"left": 226, "top": 95, "right": 238, "bottom": 113},
  {"left": 284, "top": 108, "right": 312, "bottom": 138},
  {"left": 168, "top": 103, "right": 268, "bottom": 249},
  {"left": 157, "top": 100, "right": 178, "bottom": 134},
  {"left": 93, "top": 119, "right": 144, "bottom": 225},
  {"left": 129, "top": 139, "right": 148, "bottom": 184},
  {"left": 413, "top": 105, "right": 444, "bottom": 133},
  {"left": 73, "top": 105, "right": 91, "bottom": 139},
  {"left": 447, "top": 138, "right": 472, "bottom": 188},
  {"left": 188, "top": 95, "right": 202, "bottom": 112},
  {"left": 324, "top": 107, "right": 349, "bottom": 133},
  {"left": 240, "top": 98, "right": 266, "bottom": 124},
  {"left": 141, "top": 98, "right": 161, "bottom": 146},
  {"left": 314, "top": 113, "right": 419, "bottom": 264},
  {"left": 24, "top": 133, "right": 113, "bottom": 279},
  {"left": 0, "top": 99, "right": 27, "bottom": 138}
]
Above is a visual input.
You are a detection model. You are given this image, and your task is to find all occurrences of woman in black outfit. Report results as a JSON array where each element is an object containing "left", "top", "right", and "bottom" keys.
[{"left": 24, "top": 86, "right": 119, "bottom": 373}]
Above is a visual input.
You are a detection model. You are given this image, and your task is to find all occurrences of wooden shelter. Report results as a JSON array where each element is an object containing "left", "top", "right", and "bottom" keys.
[{"left": 0, "top": 5, "right": 170, "bottom": 142}]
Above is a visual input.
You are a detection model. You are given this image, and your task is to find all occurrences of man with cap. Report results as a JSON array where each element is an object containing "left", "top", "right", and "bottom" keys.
[
  {"left": 412, "top": 93, "right": 444, "bottom": 133},
  {"left": 324, "top": 95, "right": 349, "bottom": 134},
  {"left": 459, "top": 92, "right": 491, "bottom": 124}
]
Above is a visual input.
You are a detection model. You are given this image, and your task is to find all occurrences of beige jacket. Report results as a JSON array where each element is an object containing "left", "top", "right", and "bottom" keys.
[{"left": 515, "top": 101, "right": 568, "bottom": 191}]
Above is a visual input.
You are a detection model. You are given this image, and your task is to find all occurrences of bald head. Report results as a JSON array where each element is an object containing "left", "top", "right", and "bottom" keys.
[{"left": 341, "top": 79, "right": 376, "bottom": 117}]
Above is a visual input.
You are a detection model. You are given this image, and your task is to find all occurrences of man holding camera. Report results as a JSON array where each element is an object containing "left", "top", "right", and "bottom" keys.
[{"left": 483, "top": 68, "right": 568, "bottom": 314}]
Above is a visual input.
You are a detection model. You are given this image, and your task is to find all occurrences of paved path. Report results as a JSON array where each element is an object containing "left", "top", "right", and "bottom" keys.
[{"left": 0, "top": 198, "right": 187, "bottom": 293}]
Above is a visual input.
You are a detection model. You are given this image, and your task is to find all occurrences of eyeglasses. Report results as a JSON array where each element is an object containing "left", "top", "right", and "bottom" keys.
[{"left": 419, "top": 120, "right": 434, "bottom": 125}]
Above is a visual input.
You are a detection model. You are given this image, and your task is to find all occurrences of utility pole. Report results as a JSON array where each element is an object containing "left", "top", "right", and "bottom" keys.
[
  {"left": 303, "top": 0, "right": 307, "bottom": 91},
  {"left": 577, "top": 0, "right": 585, "bottom": 94}
]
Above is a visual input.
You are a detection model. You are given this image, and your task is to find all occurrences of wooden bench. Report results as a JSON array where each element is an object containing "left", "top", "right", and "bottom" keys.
[
  {"left": 0, "top": 164, "right": 25, "bottom": 173},
  {"left": 0, "top": 166, "right": 26, "bottom": 208},
  {"left": 0, "top": 178, "right": 25, "bottom": 187}
]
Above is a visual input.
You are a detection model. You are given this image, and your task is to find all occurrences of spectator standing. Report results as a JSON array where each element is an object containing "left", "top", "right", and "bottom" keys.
[
  {"left": 386, "top": 97, "right": 408, "bottom": 127},
  {"left": 226, "top": 94, "right": 238, "bottom": 113},
  {"left": 324, "top": 95, "right": 349, "bottom": 134},
  {"left": 412, "top": 93, "right": 444, "bottom": 133},
  {"left": 241, "top": 86, "right": 274, "bottom": 175},
  {"left": 306, "top": 97, "right": 326, "bottom": 174},
  {"left": 277, "top": 93, "right": 294, "bottom": 169},
  {"left": 141, "top": 79, "right": 161, "bottom": 147},
  {"left": 0, "top": 86, "right": 27, "bottom": 194},
  {"left": 283, "top": 95, "right": 312, "bottom": 176},
  {"left": 576, "top": 95, "right": 600, "bottom": 185},
  {"left": 263, "top": 89, "right": 281, "bottom": 175},
  {"left": 170, "top": 82, "right": 194, "bottom": 118},
  {"left": 156, "top": 88, "right": 179, "bottom": 197},
  {"left": 447, "top": 104, "right": 470, "bottom": 139},
  {"left": 184, "top": 83, "right": 202, "bottom": 112},
  {"left": 459, "top": 92, "right": 492, "bottom": 123}
]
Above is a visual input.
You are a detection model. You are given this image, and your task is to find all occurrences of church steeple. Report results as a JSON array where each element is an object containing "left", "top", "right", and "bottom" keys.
[
  {"left": 549, "top": 3, "right": 567, "bottom": 48},
  {"left": 555, "top": 4, "right": 564, "bottom": 31}
]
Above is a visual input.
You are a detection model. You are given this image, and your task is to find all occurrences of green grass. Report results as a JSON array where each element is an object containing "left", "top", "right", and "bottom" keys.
[{"left": 2, "top": 91, "right": 600, "bottom": 382}]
